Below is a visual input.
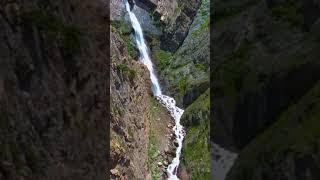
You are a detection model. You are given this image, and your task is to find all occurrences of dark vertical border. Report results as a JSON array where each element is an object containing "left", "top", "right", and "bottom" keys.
[{"left": 209, "top": 0, "right": 214, "bottom": 178}]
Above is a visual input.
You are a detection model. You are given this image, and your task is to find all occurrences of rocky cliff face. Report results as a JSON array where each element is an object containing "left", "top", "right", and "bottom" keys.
[
  {"left": 110, "top": 0, "right": 178, "bottom": 179},
  {"left": 110, "top": 0, "right": 210, "bottom": 179},
  {"left": 148, "top": 0, "right": 210, "bottom": 179},
  {"left": 213, "top": 0, "right": 320, "bottom": 179},
  {"left": 180, "top": 89, "right": 210, "bottom": 179},
  {"left": 133, "top": 0, "right": 201, "bottom": 52},
  {"left": 156, "top": 0, "right": 210, "bottom": 108},
  {"left": 0, "top": 0, "right": 108, "bottom": 179}
]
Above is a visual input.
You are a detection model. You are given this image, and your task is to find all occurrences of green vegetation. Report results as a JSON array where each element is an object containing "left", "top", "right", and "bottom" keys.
[
  {"left": 126, "top": 40, "right": 138, "bottom": 60},
  {"left": 111, "top": 20, "right": 138, "bottom": 59},
  {"left": 154, "top": 50, "right": 172, "bottom": 71},
  {"left": 181, "top": 89, "right": 210, "bottom": 179},
  {"left": 147, "top": 97, "right": 166, "bottom": 179},
  {"left": 148, "top": 130, "right": 159, "bottom": 179},
  {"left": 271, "top": 1, "right": 303, "bottom": 26},
  {"left": 116, "top": 64, "right": 136, "bottom": 81},
  {"left": 199, "top": 0, "right": 210, "bottom": 18},
  {"left": 194, "top": 63, "right": 206, "bottom": 71},
  {"left": 176, "top": 76, "right": 187, "bottom": 95},
  {"left": 191, "top": 0, "right": 210, "bottom": 37},
  {"left": 192, "top": 17, "right": 210, "bottom": 37},
  {"left": 21, "top": 10, "right": 84, "bottom": 56},
  {"left": 111, "top": 20, "right": 131, "bottom": 35},
  {"left": 111, "top": 105, "right": 124, "bottom": 117}
]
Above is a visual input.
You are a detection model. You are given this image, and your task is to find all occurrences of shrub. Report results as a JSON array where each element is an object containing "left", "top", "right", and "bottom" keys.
[
  {"left": 154, "top": 50, "right": 172, "bottom": 70},
  {"left": 116, "top": 64, "right": 136, "bottom": 81}
]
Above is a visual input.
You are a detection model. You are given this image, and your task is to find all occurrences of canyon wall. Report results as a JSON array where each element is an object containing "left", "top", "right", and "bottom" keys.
[{"left": 110, "top": 0, "right": 210, "bottom": 179}]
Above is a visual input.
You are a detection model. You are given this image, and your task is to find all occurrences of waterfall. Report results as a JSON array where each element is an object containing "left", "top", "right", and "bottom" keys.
[
  {"left": 124, "top": 1, "right": 185, "bottom": 179},
  {"left": 124, "top": 1, "right": 162, "bottom": 96}
]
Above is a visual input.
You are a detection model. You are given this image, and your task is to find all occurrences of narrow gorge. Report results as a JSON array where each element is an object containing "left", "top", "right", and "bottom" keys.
[{"left": 110, "top": 0, "right": 210, "bottom": 179}]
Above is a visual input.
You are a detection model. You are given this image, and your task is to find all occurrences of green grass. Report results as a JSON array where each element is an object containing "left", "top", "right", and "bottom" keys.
[
  {"left": 181, "top": 89, "right": 210, "bottom": 179},
  {"left": 181, "top": 89, "right": 210, "bottom": 126},
  {"left": 199, "top": 0, "right": 210, "bottom": 18},
  {"left": 147, "top": 97, "right": 165, "bottom": 179},
  {"left": 192, "top": 17, "right": 210, "bottom": 37},
  {"left": 123, "top": 37, "right": 138, "bottom": 60},
  {"left": 111, "top": 20, "right": 138, "bottom": 59},
  {"left": 154, "top": 50, "right": 172, "bottom": 71},
  {"left": 111, "top": 20, "right": 131, "bottom": 35},
  {"left": 194, "top": 63, "right": 206, "bottom": 71},
  {"left": 111, "top": 105, "right": 124, "bottom": 116},
  {"left": 116, "top": 64, "right": 136, "bottom": 81},
  {"left": 176, "top": 76, "right": 187, "bottom": 96}
]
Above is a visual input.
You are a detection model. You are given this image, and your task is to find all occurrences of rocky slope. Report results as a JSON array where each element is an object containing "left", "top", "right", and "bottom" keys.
[
  {"left": 146, "top": 0, "right": 211, "bottom": 179},
  {"left": 180, "top": 89, "right": 210, "bottom": 179},
  {"left": 150, "top": 0, "right": 210, "bottom": 179},
  {"left": 0, "top": 0, "right": 108, "bottom": 179},
  {"left": 110, "top": 0, "right": 210, "bottom": 179},
  {"left": 213, "top": 0, "right": 320, "bottom": 179},
  {"left": 110, "top": 0, "right": 178, "bottom": 179}
]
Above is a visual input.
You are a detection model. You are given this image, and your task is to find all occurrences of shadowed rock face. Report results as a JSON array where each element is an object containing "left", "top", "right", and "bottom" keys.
[
  {"left": 130, "top": 0, "right": 201, "bottom": 53},
  {"left": 0, "top": 0, "right": 108, "bottom": 179},
  {"left": 159, "top": 0, "right": 201, "bottom": 52}
]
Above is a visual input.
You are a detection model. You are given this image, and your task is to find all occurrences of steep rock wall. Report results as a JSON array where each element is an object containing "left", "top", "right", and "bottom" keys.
[
  {"left": 132, "top": 0, "right": 202, "bottom": 52},
  {"left": 110, "top": 1, "right": 177, "bottom": 179}
]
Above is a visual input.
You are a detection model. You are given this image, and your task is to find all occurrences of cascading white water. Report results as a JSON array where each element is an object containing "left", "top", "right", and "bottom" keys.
[
  {"left": 124, "top": 1, "right": 185, "bottom": 179},
  {"left": 124, "top": 1, "right": 162, "bottom": 96}
]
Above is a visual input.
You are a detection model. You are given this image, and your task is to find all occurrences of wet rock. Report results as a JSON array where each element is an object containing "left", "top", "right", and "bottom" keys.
[{"left": 173, "top": 140, "right": 179, "bottom": 147}]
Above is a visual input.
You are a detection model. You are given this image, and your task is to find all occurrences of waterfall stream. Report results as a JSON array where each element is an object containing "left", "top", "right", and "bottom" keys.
[{"left": 124, "top": 1, "right": 185, "bottom": 179}]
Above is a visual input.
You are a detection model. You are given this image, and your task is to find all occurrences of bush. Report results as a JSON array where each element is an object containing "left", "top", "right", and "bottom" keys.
[
  {"left": 116, "top": 64, "right": 136, "bottom": 81},
  {"left": 111, "top": 20, "right": 131, "bottom": 35},
  {"left": 177, "top": 77, "right": 187, "bottom": 94},
  {"left": 154, "top": 50, "right": 172, "bottom": 70}
]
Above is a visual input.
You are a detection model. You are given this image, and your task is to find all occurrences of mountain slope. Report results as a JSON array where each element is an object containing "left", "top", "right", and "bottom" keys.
[{"left": 110, "top": 1, "right": 178, "bottom": 179}]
